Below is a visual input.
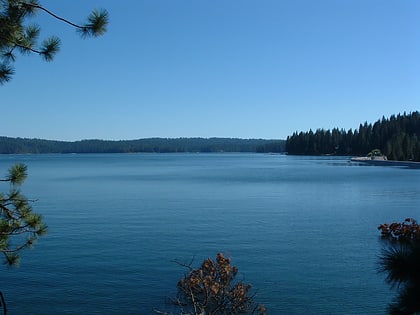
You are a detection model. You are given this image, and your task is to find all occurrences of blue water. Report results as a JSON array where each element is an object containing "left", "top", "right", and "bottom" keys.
[{"left": 0, "top": 154, "right": 419, "bottom": 314}]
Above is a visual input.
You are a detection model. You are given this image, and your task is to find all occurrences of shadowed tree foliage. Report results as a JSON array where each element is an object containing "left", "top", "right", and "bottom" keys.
[
  {"left": 286, "top": 112, "right": 420, "bottom": 161},
  {"left": 160, "top": 253, "right": 267, "bottom": 315},
  {"left": 0, "top": 0, "right": 108, "bottom": 84},
  {"left": 378, "top": 218, "right": 420, "bottom": 314},
  {"left": 0, "top": 136, "right": 281, "bottom": 154}
]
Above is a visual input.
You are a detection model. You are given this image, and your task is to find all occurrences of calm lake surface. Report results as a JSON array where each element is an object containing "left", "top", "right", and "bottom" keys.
[{"left": 1, "top": 153, "right": 419, "bottom": 314}]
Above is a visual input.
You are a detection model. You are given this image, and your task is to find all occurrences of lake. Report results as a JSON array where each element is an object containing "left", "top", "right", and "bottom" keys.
[{"left": 0, "top": 153, "right": 419, "bottom": 314}]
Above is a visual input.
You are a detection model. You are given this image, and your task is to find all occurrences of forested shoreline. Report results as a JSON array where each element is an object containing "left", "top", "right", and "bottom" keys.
[
  {"left": 2, "top": 112, "right": 419, "bottom": 160},
  {"left": 286, "top": 112, "right": 420, "bottom": 161},
  {"left": 0, "top": 137, "right": 285, "bottom": 154}
]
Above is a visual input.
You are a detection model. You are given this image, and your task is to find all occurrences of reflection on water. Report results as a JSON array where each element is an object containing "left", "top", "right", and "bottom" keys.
[{"left": 0, "top": 154, "right": 419, "bottom": 314}]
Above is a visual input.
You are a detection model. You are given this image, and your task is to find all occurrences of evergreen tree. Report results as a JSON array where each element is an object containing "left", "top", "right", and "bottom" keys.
[
  {"left": 285, "top": 112, "right": 420, "bottom": 161},
  {"left": 0, "top": 0, "right": 108, "bottom": 84},
  {"left": 0, "top": 163, "right": 47, "bottom": 266}
]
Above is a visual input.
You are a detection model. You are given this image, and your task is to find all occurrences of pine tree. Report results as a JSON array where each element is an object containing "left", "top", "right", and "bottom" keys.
[
  {"left": 285, "top": 112, "right": 420, "bottom": 161},
  {"left": 0, "top": 0, "right": 108, "bottom": 84},
  {"left": 0, "top": 163, "right": 47, "bottom": 266}
]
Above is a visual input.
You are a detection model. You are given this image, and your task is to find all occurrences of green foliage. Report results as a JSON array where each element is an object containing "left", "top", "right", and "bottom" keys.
[
  {"left": 39, "top": 35, "right": 60, "bottom": 61},
  {"left": 0, "top": 0, "right": 108, "bottom": 84},
  {"left": 78, "top": 9, "right": 108, "bottom": 38},
  {"left": 6, "top": 163, "right": 27, "bottom": 185},
  {"left": 0, "top": 163, "right": 47, "bottom": 266},
  {"left": 286, "top": 112, "right": 420, "bottom": 161}
]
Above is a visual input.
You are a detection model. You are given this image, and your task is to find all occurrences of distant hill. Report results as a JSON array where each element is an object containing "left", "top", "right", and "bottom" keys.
[
  {"left": 286, "top": 111, "right": 420, "bottom": 161},
  {"left": 0, "top": 137, "right": 286, "bottom": 154}
]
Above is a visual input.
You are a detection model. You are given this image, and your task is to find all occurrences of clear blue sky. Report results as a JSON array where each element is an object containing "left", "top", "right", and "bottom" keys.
[{"left": 2, "top": 0, "right": 419, "bottom": 141}]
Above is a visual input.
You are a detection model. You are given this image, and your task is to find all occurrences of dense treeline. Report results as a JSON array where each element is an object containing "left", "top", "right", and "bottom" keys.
[
  {"left": 0, "top": 137, "right": 284, "bottom": 154},
  {"left": 286, "top": 112, "right": 420, "bottom": 161},
  {"left": 256, "top": 140, "right": 286, "bottom": 153}
]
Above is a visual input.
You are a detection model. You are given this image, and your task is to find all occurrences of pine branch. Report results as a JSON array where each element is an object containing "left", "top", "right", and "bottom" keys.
[
  {"left": 1, "top": 2, "right": 108, "bottom": 83},
  {"left": 1, "top": 240, "right": 32, "bottom": 253},
  {"left": 0, "top": 37, "right": 41, "bottom": 55},
  {"left": 1, "top": 163, "right": 47, "bottom": 266},
  {"left": 0, "top": 203, "right": 14, "bottom": 219},
  {"left": 19, "top": 1, "right": 84, "bottom": 29},
  {"left": 19, "top": 2, "right": 108, "bottom": 37},
  {"left": 7, "top": 163, "right": 27, "bottom": 185},
  {"left": 0, "top": 63, "right": 14, "bottom": 84}
]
